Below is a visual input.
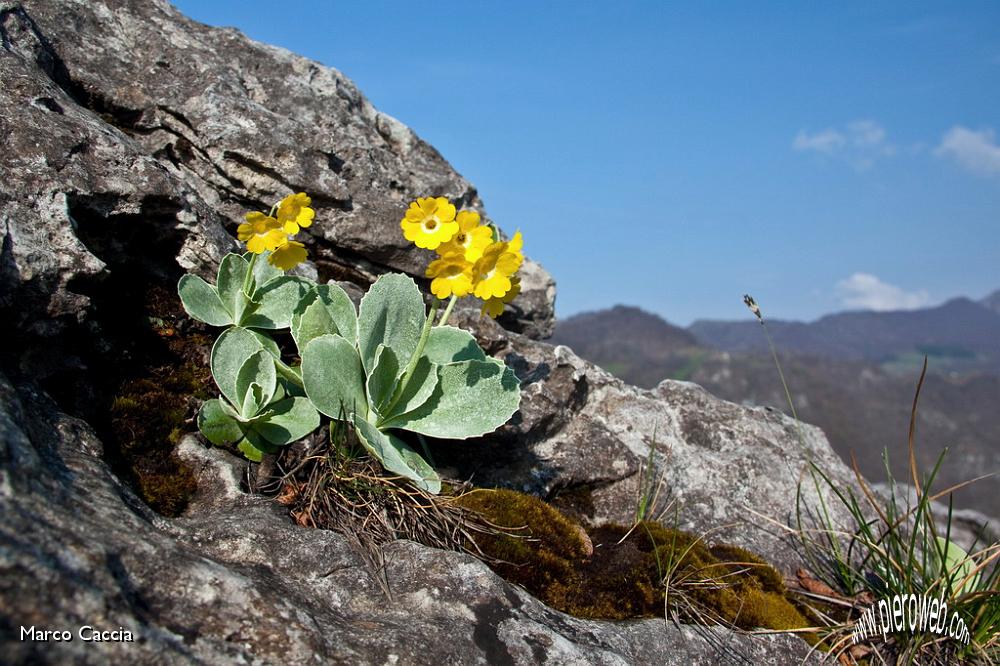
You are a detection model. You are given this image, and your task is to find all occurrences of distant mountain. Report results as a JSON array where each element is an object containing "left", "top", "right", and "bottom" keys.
[
  {"left": 552, "top": 304, "right": 1000, "bottom": 517},
  {"left": 982, "top": 290, "right": 1000, "bottom": 315},
  {"left": 553, "top": 305, "right": 699, "bottom": 386},
  {"left": 689, "top": 297, "right": 1000, "bottom": 372}
]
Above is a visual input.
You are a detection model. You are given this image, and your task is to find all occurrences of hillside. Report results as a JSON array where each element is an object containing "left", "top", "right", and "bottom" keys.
[
  {"left": 550, "top": 305, "right": 699, "bottom": 383},
  {"left": 554, "top": 305, "right": 1000, "bottom": 516},
  {"left": 689, "top": 297, "right": 1000, "bottom": 373},
  {"left": 983, "top": 289, "right": 1000, "bottom": 315}
]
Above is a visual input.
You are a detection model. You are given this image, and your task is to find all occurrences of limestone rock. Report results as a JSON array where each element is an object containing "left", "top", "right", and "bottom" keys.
[
  {"left": 0, "top": 374, "right": 816, "bottom": 664},
  {"left": 0, "top": 0, "right": 555, "bottom": 340}
]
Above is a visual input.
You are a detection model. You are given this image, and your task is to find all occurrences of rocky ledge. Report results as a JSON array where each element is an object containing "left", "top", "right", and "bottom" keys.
[{"left": 0, "top": 0, "right": 863, "bottom": 663}]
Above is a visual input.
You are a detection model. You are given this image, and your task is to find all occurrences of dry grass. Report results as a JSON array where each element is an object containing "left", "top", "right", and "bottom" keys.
[{"left": 265, "top": 421, "right": 514, "bottom": 594}]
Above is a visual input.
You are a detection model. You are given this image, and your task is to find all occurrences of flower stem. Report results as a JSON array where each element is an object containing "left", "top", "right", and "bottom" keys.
[
  {"left": 242, "top": 251, "right": 259, "bottom": 299},
  {"left": 760, "top": 319, "right": 806, "bottom": 449},
  {"left": 381, "top": 299, "right": 439, "bottom": 420},
  {"left": 437, "top": 295, "right": 457, "bottom": 327}
]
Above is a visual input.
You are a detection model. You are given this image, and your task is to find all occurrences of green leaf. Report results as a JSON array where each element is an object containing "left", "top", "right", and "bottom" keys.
[
  {"left": 301, "top": 334, "right": 367, "bottom": 420},
  {"left": 315, "top": 284, "right": 359, "bottom": 347},
  {"left": 277, "top": 369, "right": 305, "bottom": 396},
  {"left": 379, "top": 356, "right": 438, "bottom": 424},
  {"left": 366, "top": 345, "right": 400, "bottom": 414},
  {"left": 243, "top": 276, "right": 313, "bottom": 329},
  {"left": 240, "top": 383, "right": 264, "bottom": 419},
  {"left": 383, "top": 360, "right": 520, "bottom": 439},
  {"left": 250, "top": 397, "right": 320, "bottom": 446},
  {"left": 198, "top": 398, "right": 243, "bottom": 446},
  {"left": 423, "top": 326, "right": 487, "bottom": 364},
  {"left": 235, "top": 350, "right": 276, "bottom": 417},
  {"left": 936, "top": 537, "right": 980, "bottom": 595},
  {"left": 177, "top": 274, "right": 233, "bottom": 327},
  {"left": 237, "top": 437, "right": 280, "bottom": 462},
  {"left": 211, "top": 327, "right": 265, "bottom": 407},
  {"left": 249, "top": 330, "right": 282, "bottom": 360},
  {"left": 271, "top": 381, "right": 286, "bottom": 403},
  {"left": 357, "top": 274, "right": 425, "bottom": 375},
  {"left": 217, "top": 254, "right": 251, "bottom": 321},
  {"left": 353, "top": 414, "right": 441, "bottom": 494},
  {"left": 291, "top": 297, "right": 338, "bottom": 351}
]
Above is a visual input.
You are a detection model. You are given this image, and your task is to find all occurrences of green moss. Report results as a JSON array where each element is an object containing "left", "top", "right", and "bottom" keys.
[
  {"left": 454, "top": 489, "right": 589, "bottom": 591},
  {"left": 709, "top": 543, "right": 787, "bottom": 593},
  {"left": 110, "top": 361, "right": 209, "bottom": 516},
  {"left": 459, "top": 489, "right": 812, "bottom": 634},
  {"left": 106, "top": 288, "right": 214, "bottom": 517}
]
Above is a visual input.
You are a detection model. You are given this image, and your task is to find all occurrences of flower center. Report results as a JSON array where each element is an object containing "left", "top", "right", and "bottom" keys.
[{"left": 423, "top": 216, "right": 438, "bottom": 231}]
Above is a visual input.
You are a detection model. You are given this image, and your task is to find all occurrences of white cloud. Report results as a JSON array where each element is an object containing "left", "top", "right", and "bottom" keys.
[
  {"left": 848, "top": 120, "right": 885, "bottom": 146},
  {"left": 793, "top": 120, "right": 894, "bottom": 170},
  {"left": 836, "top": 273, "right": 930, "bottom": 311},
  {"left": 793, "top": 129, "right": 845, "bottom": 153},
  {"left": 935, "top": 126, "right": 1000, "bottom": 176}
]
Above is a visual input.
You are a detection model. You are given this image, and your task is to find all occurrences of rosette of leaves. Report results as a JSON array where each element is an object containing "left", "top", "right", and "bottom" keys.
[
  {"left": 197, "top": 327, "right": 320, "bottom": 461},
  {"left": 297, "top": 274, "right": 521, "bottom": 493},
  {"left": 177, "top": 252, "right": 312, "bottom": 330}
]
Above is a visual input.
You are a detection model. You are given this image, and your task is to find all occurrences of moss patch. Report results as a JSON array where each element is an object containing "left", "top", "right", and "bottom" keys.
[
  {"left": 105, "top": 287, "right": 214, "bottom": 516},
  {"left": 457, "top": 488, "right": 811, "bottom": 632}
]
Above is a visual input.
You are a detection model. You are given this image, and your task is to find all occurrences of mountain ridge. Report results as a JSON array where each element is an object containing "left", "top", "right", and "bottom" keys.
[{"left": 688, "top": 295, "right": 1000, "bottom": 372}]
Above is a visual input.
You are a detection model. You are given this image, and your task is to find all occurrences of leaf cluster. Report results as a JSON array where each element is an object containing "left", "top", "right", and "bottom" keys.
[{"left": 178, "top": 255, "right": 520, "bottom": 489}]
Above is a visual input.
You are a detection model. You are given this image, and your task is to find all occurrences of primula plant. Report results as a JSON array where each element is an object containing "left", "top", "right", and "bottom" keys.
[{"left": 178, "top": 193, "right": 522, "bottom": 493}]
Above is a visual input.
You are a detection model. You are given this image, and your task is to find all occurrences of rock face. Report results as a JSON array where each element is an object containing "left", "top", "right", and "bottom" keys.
[
  {"left": 1, "top": 0, "right": 857, "bottom": 663},
  {"left": 0, "top": 0, "right": 555, "bottom": 340},
  {"left": 0, "top": 385, "right": 815, "bottom": 664}
]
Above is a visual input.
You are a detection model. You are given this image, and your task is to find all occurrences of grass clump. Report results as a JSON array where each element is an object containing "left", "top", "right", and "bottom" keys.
[
  {"left": 273, "top": 422, "right": 510, "bottom": 592},
  {"left": 742, "top": 295, "right": 999, "bottom": 662},
  {"left": 789, "top": 361, "right": 1000, "bottom": 664}
]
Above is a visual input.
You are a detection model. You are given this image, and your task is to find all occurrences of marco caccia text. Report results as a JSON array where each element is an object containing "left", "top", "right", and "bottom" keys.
[
  {"left": 20, "top": 626, "right": 134, "bottom": 643},
  {"left": 851, "top": 594, "right": 971, "bottom": 646}
]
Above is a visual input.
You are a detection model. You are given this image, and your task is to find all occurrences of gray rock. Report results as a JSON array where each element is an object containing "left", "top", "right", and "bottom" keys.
[
  {"left": 0, "top": 374, "right": 817, "bottom": 665},
  {"left": 0, "top": 0, "right": 555, "bottom": 341}
]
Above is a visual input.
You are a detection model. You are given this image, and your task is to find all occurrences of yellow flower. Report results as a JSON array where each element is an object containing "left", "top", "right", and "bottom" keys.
[
  {"left": 277, "top": 192, "right": 315, "bottom": 235},
  {"left": 508, "top": 230, "right": 524, "bottom": 268},
  {"left": 400, "top": 197, "right": 458, "bottom": 250},
  {"left": 436, "top": 210, "right": 493, "bottom": 262},
  {"left": 471, "top": 241, "right": 521, "bottom": 299},
  {"left": 268, "top": 238, "right": 308, "bottom": 271},
  {"left": 238, "top": 212, "right": 288, "bottom": 254},
  {"left": 481, "top": 276, "right": 521, "bottom": 318},
  {"left": 426, "top": 256, "right": 473, "bottom": 299}
]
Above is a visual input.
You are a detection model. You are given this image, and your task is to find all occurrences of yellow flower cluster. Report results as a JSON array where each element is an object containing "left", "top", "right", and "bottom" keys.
[
  {"left": 400, "top": 196, "right": 524, "bottom": 318},
  {"left": 237, "top": 193, "right": 314, "bottom": 270}
]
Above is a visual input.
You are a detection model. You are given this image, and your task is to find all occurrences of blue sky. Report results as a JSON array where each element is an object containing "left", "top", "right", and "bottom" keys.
[{"left": 174, "top": 1, "right": 1000, "bottom": 325}]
